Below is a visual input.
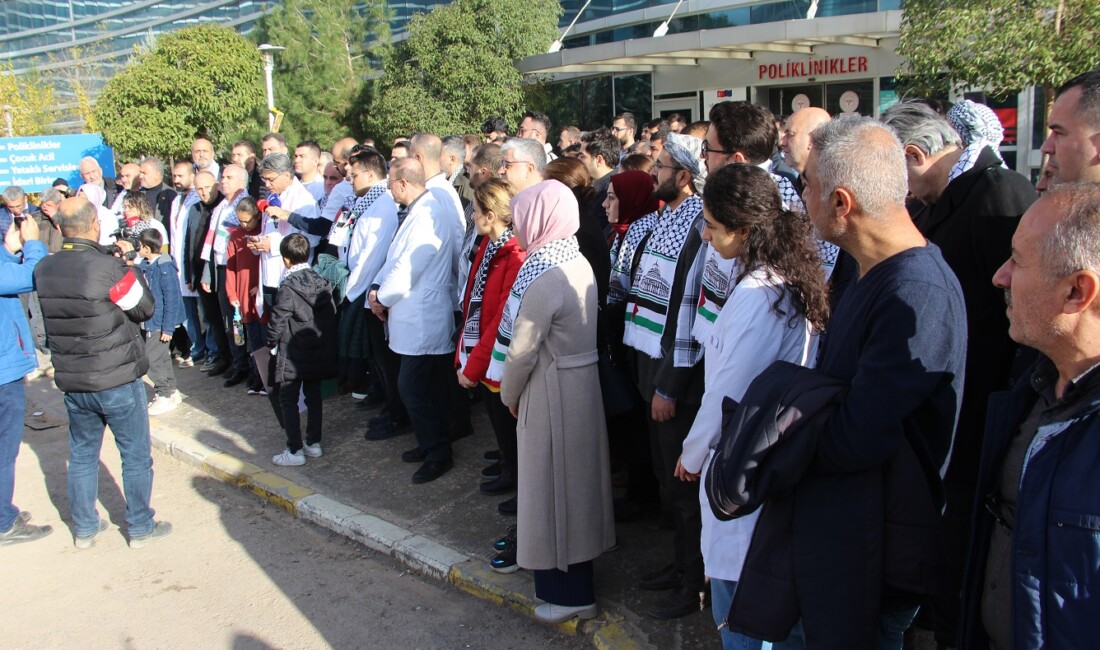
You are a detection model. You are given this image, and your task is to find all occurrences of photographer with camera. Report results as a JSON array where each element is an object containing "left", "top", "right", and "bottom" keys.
[
  {"left": 0, "top": 214, "right": 51, "bottom": 546},
  {"left": 34, "top": 197, "right": 172, "bottom": 549}
]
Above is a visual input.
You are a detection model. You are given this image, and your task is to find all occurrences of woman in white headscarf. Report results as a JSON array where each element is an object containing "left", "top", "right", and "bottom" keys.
[{"left": 76, "top": 183, "right": 121, "bottom": 246}]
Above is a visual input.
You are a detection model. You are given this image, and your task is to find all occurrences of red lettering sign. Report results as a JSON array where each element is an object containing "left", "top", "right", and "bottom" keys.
[{"left": 757, "top": 56, "right": 869, "bottom": 80}]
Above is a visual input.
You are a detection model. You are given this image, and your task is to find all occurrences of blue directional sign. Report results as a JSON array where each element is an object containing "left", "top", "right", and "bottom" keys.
[{"left": 0, "top": 133, "right": 115, "bottom": 193}]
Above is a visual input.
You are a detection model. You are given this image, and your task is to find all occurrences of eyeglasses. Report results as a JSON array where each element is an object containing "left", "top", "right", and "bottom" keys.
[
  {"left": 260, "top": 175, "right": 279, "bottom": 184},
  {"left": 516, "top": 127, "right": 543, "bottom": 137},
  {"left": 701, "top": 141, "right": 736, "bottom": 156},
  {"left": 611, "top": 126, "right": 629, "bottom": 134},
  {"left": 652, "top": 161, "right": 684, "bottom": 172},
  {"left": 500, "top": 160, "right": 530, "bottom": 168}
]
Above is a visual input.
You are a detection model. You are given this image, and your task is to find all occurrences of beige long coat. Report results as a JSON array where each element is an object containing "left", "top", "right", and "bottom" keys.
[{"left": 500, "top": 257, "right": 616, "bottom": 572}]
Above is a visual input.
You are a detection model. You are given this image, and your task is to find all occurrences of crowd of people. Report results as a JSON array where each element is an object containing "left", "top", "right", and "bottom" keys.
[{"left": 2, "top": 67, "right": 1100, "bottom": 649}]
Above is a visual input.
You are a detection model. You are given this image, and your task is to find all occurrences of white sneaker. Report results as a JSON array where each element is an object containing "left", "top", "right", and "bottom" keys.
[
  {"left": 169, "top": 391, "right": 183, "bottom": 405},
  {"left": 272, "top": 448, "right": 305, "bottom": 466},
  {"left": 302, "top": 443, "right": 323, "bottom": 458},
  {"left": 147, "top": 394, "right": 179, "bottom": 416}
]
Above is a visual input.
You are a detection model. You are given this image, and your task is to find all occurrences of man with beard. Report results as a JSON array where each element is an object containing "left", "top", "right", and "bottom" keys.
[
  {"left": 577, "top": 128, "right": 621, "bottom": 231},
  {"left": 621, "top": 133, "right": 709, "bottom": 620}
]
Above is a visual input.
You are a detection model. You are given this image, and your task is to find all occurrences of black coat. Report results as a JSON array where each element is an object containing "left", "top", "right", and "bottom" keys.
[
  {"left": 265, "top": 268, "right": 338, "bottom": 382},
  {"left": 34, "top": 238, "right": 155, "bottom": 393},
  {"left": 142, "top": 182, "right": 178, "bottom": 231},
  {"left": 183, "top": 190, "right": 222, "bottom": 290}
]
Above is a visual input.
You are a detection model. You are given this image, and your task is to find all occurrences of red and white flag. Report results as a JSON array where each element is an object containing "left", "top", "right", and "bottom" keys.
[{"left": 110, "top": 270, "right": 145, "bottom": 311}]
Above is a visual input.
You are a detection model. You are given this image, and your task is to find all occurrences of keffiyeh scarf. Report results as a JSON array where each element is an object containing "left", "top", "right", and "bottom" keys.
[
  {"left": 485, "top": 236, "right": 581, "bottom": 382},
  {"left": 946, "top": 141, "right": 986, "bottom": 185},
  {"left": 623, "top": 194, "right": 703, "bottom": 359},
  {"left": 460, "top": 229, "right": 513, "bottom": 374},
  {"left": 608, "top": 211, "right": 659, "bottom": 305}
]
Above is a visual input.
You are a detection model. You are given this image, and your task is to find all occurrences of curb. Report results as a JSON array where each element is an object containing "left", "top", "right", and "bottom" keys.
[{"left": 149, "top": 424, "right": 650, "bottom": 649}]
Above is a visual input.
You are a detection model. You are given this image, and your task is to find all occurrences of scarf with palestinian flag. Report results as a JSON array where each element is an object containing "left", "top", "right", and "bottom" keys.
[
  {"left": 484, "top": 236, "right": 581, "bottom": 382},
  {"left": 622, "top": 194, "right": 703, "bottom": 359}
]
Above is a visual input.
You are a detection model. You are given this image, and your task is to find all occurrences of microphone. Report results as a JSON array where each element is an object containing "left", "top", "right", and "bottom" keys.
[{"left": 257, "top": 199, "right": 269, "bottom": 212}]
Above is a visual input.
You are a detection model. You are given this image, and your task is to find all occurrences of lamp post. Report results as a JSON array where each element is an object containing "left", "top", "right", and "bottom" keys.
[{"left": 257, "top": 43, "right": 285, "bottom": 131}]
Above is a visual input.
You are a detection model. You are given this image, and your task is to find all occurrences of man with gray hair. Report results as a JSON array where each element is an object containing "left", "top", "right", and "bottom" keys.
[
  {"left": 962, "top": 182, "right": 1100, "bottom": 650},
  {"left": 498, "top": 138, "right": 547, "bottom": 192},
  {"left": 139, "top": 157, "right": 177, "bottom": 228},
  {"left": 34, "top": 187, "right": 65, "bottom": 253},
  {"left": 248, "top": 153, "right": 318, "bottom": 308},
  {"left": 79, "top": 156, "right": 116, "bottom": 208},
  {"left": 440, "top": 135, "right": 474, "bottom": 209},
  {"left": 0, "top": 186, "right": 36, "bottom": 234},
  {"left": 723, "top": 115, "right": 966, "bottom": 648},
  {"left": 882, "top": 99, "right": 1036, "bottom": 647}
]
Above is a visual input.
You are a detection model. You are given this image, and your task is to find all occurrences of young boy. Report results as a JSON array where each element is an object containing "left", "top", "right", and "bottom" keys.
[
  {"left": 137, "top": 228, "right": 184, "bottom": 415},
  {"left": 266, "top": 233, "right": 338, "bottom": 466}
]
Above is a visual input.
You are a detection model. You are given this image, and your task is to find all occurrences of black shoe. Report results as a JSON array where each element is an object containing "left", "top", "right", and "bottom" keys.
[
  {"left": 639, "top": 564, "right": 682, "bottom": 591},
  {"left": 364, "top": 418, "right": 410, "bottom": 441},
  {"left": 0, "top": 517, "right": 53, "bottom": 547},
  {"left": 412, "top": 458, "right": 453, "bottom": 484},
  {"left": 483, "top": 449, "right": 501, "bottom": 463},
  {"left": 449, "top": 422, "right": 473, "bottom": 442},
  {"left": 493, "top": 525, "right": 517, "bottom": 552},
  {"left": 490, "top": 548, "right": 519, "bottom": 574},
  {"left": 497, "top": 496, "right": 517, "bottom": 515},
  {"left": 206, "top": 359, "right": 231, "bottom": 376},
  {"left": 368, "top": 412, "right": 393, "bottom": 425},
  {"left": 481, "top": 461, "right": 502, "bottom": 479},
  {"left": 647, "top": 585, "right": 704, "bottom": 620},
  {"left": 401, "top": 447, "right": 427, "bottom": 463},
  {"left": 480, "top": 475, "right": 516, "bottom": 496},
  {"left": 222, "top": 370, "right": 247, "bottom": 387}
]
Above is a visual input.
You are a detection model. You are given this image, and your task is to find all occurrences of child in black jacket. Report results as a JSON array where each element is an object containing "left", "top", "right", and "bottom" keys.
[{"left": 266, "top": 234, "right": 338, "bottom": 466}]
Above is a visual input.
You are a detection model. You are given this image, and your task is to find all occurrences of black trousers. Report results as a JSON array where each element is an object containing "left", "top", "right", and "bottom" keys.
[
  {"left": 647, "top": 400, "right": 705, "bottom": 592},
  {"left": 365, "top": 315, "right": 408, "bottom": 425},
  {"left": 398, "top": 353, "right": 452, "bottom": 462},
  {"left": 533, "top": 560, "right": 595, "bottom": 606},
  {"left": 198, "top": 284, "right": 230, "bottom": 363},
  {"left": 481, "top": 385, "right": 517, "bottom": 481},
  {"left": 278, "top": 378, "right": 322, "bottom": 453},
  {"left": 216, "top": 265, "right": 249, "bottom": 373}
]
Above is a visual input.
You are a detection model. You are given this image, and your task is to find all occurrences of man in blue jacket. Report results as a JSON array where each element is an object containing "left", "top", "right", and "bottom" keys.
[
  {"left": 961, "top": 182, "right": 1100, "bottom": 649},
  {"left": 0, "top": 214, "right": 52, "bottom": 546}
]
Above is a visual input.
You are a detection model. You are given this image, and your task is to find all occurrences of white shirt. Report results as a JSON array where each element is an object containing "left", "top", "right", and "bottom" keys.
[
  {"left": 680, "top": 267, "right": 819, "bottom": 582},
  {"left": 373, "top": 190, "right": 461, "bottom": 356},
  {"left": 303, "top": 178, "right": 326, "bottom": 203},
  {"left": 321, "top": 180, "right": 355, "bottom": 222},
  {"left": 170, "top": 190, "right": 199, "bottom": 297},
  {"left": 259, "top": 178, "right": 318, "bottom": 288},
  {"left": 425, "top": 173, "right": 466, "bottom": 311},
  {"left": 344, "top": 186, "right": 399, "bottom": 302}
]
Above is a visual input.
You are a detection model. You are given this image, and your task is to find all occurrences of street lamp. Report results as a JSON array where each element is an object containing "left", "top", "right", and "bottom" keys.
[{"left": 258, "top": 43, "right": 285, "bottom": 131}]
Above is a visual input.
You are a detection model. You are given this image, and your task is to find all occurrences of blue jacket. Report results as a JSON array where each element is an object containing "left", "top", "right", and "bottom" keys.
[
  {"left": 0, "top": 240, "right": 46, "bottom": 384},
  {"left": 961, "top": 358, "right": 1100, "bottom": 649},
  {"left": 139, "top": 254, "right": 184, "bottom": 335}
]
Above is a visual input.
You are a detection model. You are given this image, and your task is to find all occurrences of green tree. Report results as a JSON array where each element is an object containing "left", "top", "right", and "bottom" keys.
[
  {"left": 248, "top": 0, "right": 391, "bottom": 146},
  {"left": 93, "top": 24, "right": 265, "bottom": 160},
  {"left": 897, "top": 0, "right": 1100, "bottom": 113},
  {"left": 0, "top": 65, "right": 55, "bottom": 137},
  {"left": 366, "top": 0, "right": 561, "bottom": 141}
]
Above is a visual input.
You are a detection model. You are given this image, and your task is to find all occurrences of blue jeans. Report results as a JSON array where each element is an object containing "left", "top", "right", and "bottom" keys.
[
  {"left": 772, "top": 607, "right": 919, "bottom": 650},
  {"left": 64, "top": 378, "right": 156, "bottom": 537},
  {"left": 711, "top": 579, "right": 769, "bottom": 650},
  {"left": 182, "top": 295, "right": 217, "bottom": 359},
  {"left": 0, "top": 379, "right": 26, "bottom": 532}
]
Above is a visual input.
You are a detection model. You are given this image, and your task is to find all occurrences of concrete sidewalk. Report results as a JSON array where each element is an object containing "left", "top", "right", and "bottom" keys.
[{"left": 29, "top": 364, "right": 717, "bottom": 648}]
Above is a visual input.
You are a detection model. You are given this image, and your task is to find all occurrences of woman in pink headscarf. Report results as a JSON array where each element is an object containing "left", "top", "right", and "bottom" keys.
[
  {"left": 496, "top": 179, "right": 616, "bottom": 625},
  {"left": 76, "top": 183, "right": 121, "bottom": 246}
]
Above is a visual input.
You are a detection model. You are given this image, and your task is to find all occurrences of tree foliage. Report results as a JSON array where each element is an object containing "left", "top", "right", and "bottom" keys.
[
  {"left": 366, "top": 0, "right": 561, "bottom": 141},
  {"left": 94, "top": 24, "right": 265, "bottom": 160},
  {"left": 897, "top": 0, "right": 1100, "bottom": 104},
  {"left": 248, "top": 0, "right": 391, "bottom": 146},
  {"left": 0, "top": 65, "right": 55, "bottom": 137}
]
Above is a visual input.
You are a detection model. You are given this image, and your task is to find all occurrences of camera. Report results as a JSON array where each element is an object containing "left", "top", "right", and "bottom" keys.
[{"left": 107, "top": 218, "right": 140, "bottom": 261}]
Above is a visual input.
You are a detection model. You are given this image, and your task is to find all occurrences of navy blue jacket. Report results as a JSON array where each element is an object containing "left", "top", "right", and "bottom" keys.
[
  {"left": 960, "top": 359, "right": 1100, "bottom": 649},
  {"left": 139, "top": 254, "right": 184, "bottom": 335},
  {"left": 729, "top": 245, "right": 967, "bottom": 647}
]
